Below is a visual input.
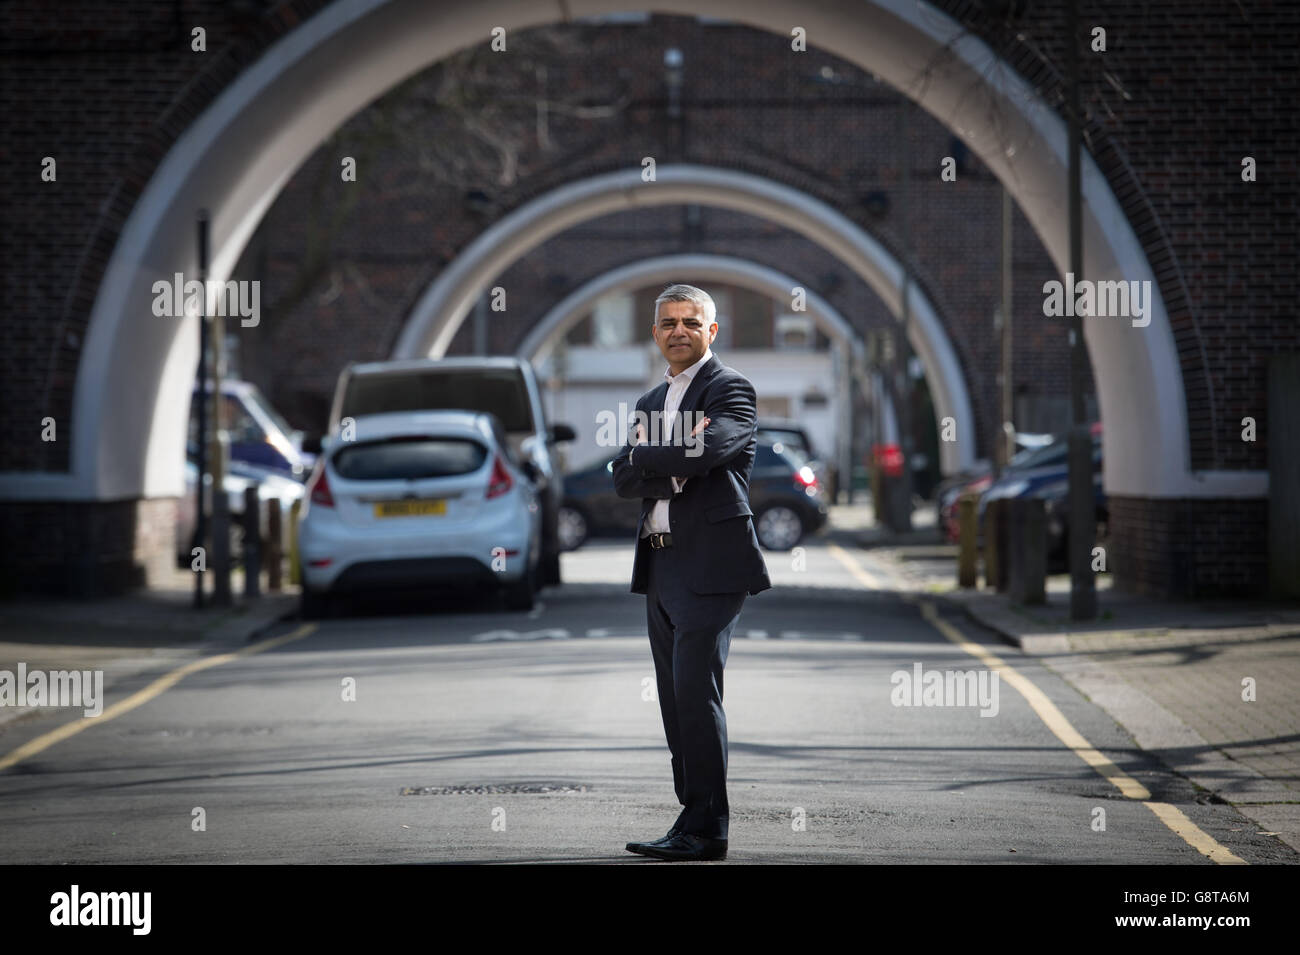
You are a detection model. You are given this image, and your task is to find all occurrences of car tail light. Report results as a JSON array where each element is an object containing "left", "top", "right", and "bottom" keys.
[
  {"left": 486, "top": 455, "right": 513, "bottom": 499},
  {"left": 794, "top": 465, "right": 818, "bottom": 489},
  {"left": 307, "top": 466, "right": 334, "bottom": 507}
]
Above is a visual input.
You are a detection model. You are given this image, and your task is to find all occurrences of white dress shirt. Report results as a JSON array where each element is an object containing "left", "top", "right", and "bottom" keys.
[{"left": 632, "top": 347, "right": 713, "bottom": 537}]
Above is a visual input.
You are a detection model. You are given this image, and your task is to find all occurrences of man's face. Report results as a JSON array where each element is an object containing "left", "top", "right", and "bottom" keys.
[{"left": 653, "top": 300, "right": 717, "bottom": 373}]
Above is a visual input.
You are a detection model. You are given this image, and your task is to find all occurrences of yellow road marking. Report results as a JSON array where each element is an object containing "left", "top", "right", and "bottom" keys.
[
  {"left": 1142, "top": 801, "right": 1247, "bottom": 865},
  {"left": 831, "top": 546, "right": 1246, "bottom": 865},
  {"left": 918, "top": 600, "right": 1152, "bottom": 800},
  {"left": 0, "top": 623, "right": 317, "bottom": 773},
  {"left": 827, "top": 543, "right": 886, "bottom": 590}
]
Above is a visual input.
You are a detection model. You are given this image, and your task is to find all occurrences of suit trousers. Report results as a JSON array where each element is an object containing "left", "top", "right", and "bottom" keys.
[{"left": 645, "top": 543, "right": 747, "bottom": 840}]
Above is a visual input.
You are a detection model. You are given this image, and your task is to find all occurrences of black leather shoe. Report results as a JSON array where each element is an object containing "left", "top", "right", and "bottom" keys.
[
  {"left": 633, "top": 832, "right": 727, "bottom": 861},
  {"left": 625, "top": 827, "right": 681, "bottom": 855}
]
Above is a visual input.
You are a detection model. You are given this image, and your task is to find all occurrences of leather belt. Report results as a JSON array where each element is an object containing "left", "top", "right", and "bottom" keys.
[{"left": 645, "top": 532, "right": 673, "bottom": 549}]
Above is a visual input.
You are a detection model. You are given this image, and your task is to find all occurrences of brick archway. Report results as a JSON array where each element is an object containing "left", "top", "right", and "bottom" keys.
[
  {"left": 517, "top": 254, "right": 864, "bottom": 365},
  {"left": 5, "top": 0, "right": 1254, "bottom": 508},
  {"left": 395, "top": 167, "right": 975, "bottom": 476},
  {"left": 511, "top": 252, "right": 907, "bottom": 489}
]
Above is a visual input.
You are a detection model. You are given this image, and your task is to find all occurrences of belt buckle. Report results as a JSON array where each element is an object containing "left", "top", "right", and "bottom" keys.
[{"left": 649, "top": 533, "right": 666, "bottom": 549}]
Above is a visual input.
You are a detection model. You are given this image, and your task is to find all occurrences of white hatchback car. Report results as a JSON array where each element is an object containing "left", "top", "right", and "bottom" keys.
[{"left": 297, "top": 410, "right": 542, "bottom": 616}]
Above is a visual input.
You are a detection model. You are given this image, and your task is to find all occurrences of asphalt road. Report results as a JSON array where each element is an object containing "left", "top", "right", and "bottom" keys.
[{"left": 0, "top": 533, "right": 1294, "bottom": 864}]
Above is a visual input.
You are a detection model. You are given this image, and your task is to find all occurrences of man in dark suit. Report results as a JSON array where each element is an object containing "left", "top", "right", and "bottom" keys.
[{"left": 612, "top": 284, "right": 771, "bottom": 862}]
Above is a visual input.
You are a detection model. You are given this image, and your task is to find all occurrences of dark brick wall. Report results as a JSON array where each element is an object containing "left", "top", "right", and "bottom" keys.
[
  {"left": 0, "top": 498, "right": 178, "bottom": 598},
  {"left": 0, "top": 0, "right": 327, "bottom": 472},
  {"left": 3, "top": 1, "right": 1296, "bottom": 599},
  {"left": 1108, "top": 495, "right": 1270, "bottom": 599},
  {"left": 7, "top": 2, "right": 1295, "bottom": 478},
  {"left": 937, "top": 0, "right": 1300, "bottom": 471},
  {"left": 242, "top": 17, "right": 1071, "bottom": 463}
]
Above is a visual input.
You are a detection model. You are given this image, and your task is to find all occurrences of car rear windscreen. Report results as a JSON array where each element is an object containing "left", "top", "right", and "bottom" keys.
[
  {"left": 759, "top": 431, "right": 810, "bottom": 458},
  {"left": 332, "top": 437, "right": 488, "bottom": 481},
  {"left": 763, "top": 440, "right": 808, "bottom": 467},
  {"left": 342, "top": 369, "right": 533, "bottom": 432},
  {"left": 756, "top": 444, "right": 802, "bottom": 470}
]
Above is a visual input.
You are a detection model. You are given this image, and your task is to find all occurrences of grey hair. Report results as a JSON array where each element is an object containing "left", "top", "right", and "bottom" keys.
[{"left": 653, "top": 284, "right": 717, "bottom": 325}]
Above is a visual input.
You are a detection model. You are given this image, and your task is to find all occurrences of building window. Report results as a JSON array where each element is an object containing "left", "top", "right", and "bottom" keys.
[
  {"left": 731, "top": 286, "right": 771, "bottom": 349},
  {"left": 592, "top": 292, "right": 635, "bottom": 347}
]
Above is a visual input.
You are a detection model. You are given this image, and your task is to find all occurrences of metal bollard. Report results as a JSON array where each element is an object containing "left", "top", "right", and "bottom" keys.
[
  {"left": 984, "top": 499, "right": 1009, "bottom": 592},
  {"left": 266, "top": 499, "right": 282, "bottom": 592},
  {"left": 1007, "top": 498, "right": 1046, "bottom": 605},
  {"left": 242, "top": 486, "right": 261, "bottom": 600},
  {"left": 957, "top": 493, "right": 978, "bottom": 589}
]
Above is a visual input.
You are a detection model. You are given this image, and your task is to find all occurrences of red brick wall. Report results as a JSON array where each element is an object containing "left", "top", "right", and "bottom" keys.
[{"left": 243, "top": 17, "right": 1073, "bottom": 462}]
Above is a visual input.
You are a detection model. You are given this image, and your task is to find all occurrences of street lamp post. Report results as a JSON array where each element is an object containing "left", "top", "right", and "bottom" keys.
[
  {"left": 998, "top": 186, "right": 1015, "bottom": 475},
  {"left": 1066, "top": 0, "right": 1097, "bottom": 620},
  {"left": 192, "top": 212, "right": 209, "bottom": 609},
  {"left": 893, "top": 99, "right": 915, "bottom": 532}
]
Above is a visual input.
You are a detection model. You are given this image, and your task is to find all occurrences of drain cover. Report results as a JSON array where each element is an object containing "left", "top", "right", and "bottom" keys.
[{"left": 400, "top": 783, "right": 589, "bottom": 796}]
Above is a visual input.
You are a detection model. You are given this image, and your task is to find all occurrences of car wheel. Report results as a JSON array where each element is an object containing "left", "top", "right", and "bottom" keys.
[
  {"left": 557, "top": 505, "right": 589, "bottom": 551},
  {"left": 755, "top": 504, "right": 804, "bottom": 551}
]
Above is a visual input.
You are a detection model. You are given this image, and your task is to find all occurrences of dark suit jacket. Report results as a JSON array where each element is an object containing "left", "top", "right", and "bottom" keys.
[{"left": 611, "top": 354, "right": 772, "bottom": 597}]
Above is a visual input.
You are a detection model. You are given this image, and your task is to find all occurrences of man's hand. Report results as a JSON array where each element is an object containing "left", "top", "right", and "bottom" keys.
[
  {"left": 637, "top": 414, "right": 708, "bottom": 445},
  {"left": 672, "top": 416, "right": 710, "bottom": 492}
]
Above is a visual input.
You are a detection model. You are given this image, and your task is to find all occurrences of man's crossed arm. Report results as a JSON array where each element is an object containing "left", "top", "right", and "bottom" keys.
[{"left": 611, "top": 378, "right": 756, "bottom": 501}]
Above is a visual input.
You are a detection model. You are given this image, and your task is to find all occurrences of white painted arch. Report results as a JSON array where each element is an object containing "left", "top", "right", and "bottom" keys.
[
  {"left": 517, "top": 253, "right": 866, "bottom": 365},
  {"left": 0, "top": 0, "right": 1264, "bottom": 502},
  {"left": 513, "top": 252, "right": 907, "bottom": 479},
  {"left": 400, "top": 169, "right": 976, "bottom": 475}
]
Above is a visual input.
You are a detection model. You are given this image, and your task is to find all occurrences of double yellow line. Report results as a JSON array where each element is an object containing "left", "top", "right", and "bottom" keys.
[
  {"left": 828, "top": 545, "right": 1245, "bottom": 865},
  {"left": 0, "top": 623, "right": 317, "bottom": 773}
]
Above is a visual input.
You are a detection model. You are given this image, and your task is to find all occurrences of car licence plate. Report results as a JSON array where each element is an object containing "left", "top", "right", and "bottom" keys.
[{"left": 374, "top": 499, "right": 446, "bottom": 518}]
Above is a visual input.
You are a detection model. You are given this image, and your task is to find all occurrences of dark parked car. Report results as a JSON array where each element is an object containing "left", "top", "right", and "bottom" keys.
[
  {"left": 756, "top": 417, "right": 836, "bottom": 500},
  {"left": 558, "top": 437, "right": 828, "bottom": 551},
  {"left": 934, "top": 432, "right": 1057, "bottom": 542},
  {"left": 1034, "top": 471, "right": 1108, "bottom": 570},
  {"left": 749, "top": 440, "right": 829, "bottom": 549},
  {"left": 979, "top": 424, "right": 1105, "bottom": 569}
]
